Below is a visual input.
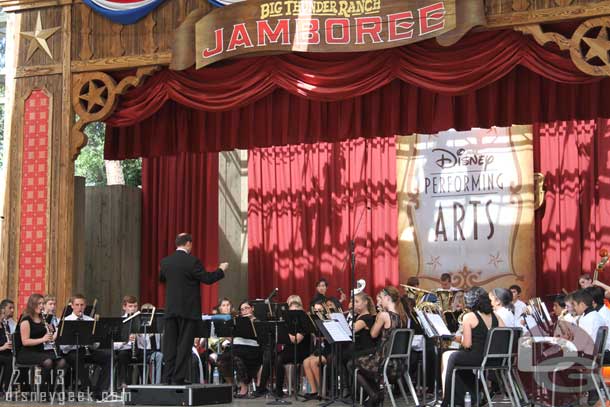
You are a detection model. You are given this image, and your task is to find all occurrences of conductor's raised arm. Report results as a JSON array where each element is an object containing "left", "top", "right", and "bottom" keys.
[{"left": 191, "top": 261, "right": 228, "bottom": 284}]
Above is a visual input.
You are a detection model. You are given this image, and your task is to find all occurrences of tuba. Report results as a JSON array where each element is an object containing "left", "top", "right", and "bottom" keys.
[{"left": 401, "top": 285, "right": 433, "bottom": 308}]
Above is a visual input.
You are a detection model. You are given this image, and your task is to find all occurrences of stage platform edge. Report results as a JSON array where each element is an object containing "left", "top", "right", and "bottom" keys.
[{"left": 125, "top": 384, "right": 233, "bottom": 406}]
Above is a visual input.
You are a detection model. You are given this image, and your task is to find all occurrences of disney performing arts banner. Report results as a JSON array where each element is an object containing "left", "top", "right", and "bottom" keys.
[{"left": 397, "top": 126, "right": 535, "bottom": 298}]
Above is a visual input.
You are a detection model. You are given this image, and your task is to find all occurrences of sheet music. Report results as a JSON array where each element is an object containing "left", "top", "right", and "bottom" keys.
[
  {"left": 415, "top": 310, "right": 437, "bottom": 338},
  {"left": 427, "top": 313, "right": 452, "bottom": 336},
  {"left": 323, "top": 320, "right": 351, "bottom": 342},
  {"left": 330, "top": 312, "right": 352, "bottom": 338},
  {"left": 541, "top": 302, "right": 552, "bottom": 324}
]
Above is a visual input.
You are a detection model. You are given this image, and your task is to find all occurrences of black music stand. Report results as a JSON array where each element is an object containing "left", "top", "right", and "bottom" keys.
[
  {"left": 127, "top": 310, "right": 163, "bottom": 385},
  {"left": 254, "top": 320, "right": 291, "bottom": 406},
  {"left": 286, "top": 310, "right": 314, "bottom": 402},
  {"left": 415, "top": 311, "right": 454, "bottom": 405},
  {"left": 94, "top": 317, "right": 124, "bottom": 402},
  {"left": 57, "top": 320, "right": 95, "bottom": 395},
  {"left": 252, "top": 301, "right": 273, "bottom": 321},
  {"left": 315, "top": 319, "right": 351, "bottom": 407}
]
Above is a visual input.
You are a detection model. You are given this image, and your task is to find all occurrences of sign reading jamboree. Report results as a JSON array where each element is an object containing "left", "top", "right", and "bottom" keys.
[{"left": 196, "top": 0, "right": 456, "bottom": 67}]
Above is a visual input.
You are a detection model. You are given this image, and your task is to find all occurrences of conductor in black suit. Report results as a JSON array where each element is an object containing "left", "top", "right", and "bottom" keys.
[{"left": 160, "top": 233, "right": 228, "bottom": 385}]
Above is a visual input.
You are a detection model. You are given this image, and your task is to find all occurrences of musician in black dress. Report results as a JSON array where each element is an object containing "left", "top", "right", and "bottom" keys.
[
  {"left": 353, "top": 286, "right": 407, "bottom": 407},
  {"left": 217, "top": 300, "right": 262, "bottom": 398},
  {"left": 441, "top": 289, "right": 504, "bottom": 407},
  {"left": 17, "top": 293, "right": 66, "bottom": 394},
  {"left": 301, "top": 301, "right": 331, "bottom": 400},
  {"left": 272, "top": 296, "right": 311, "bottom": 398},
  {"left": 340, "top": 292, "right": 377, "bottom": 399}
]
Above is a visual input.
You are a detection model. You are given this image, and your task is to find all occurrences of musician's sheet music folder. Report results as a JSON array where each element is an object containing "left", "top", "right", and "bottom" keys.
[
  {"left": 329, "top": 312, "right": 352, "bottom": 338},
  {"left": 416, "top": 310, "right": 452, "bottom": 338}
]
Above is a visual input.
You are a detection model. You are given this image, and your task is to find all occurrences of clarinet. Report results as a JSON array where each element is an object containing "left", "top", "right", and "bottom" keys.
[
  {"left": 131, "top": 335, "right": 137, "bottom": 360},
  {"left": 41, "top": 311, "right": 59, "bottom": 359},
  {"left": 2, "top": 319, "right": 12, "bottom": 345}
]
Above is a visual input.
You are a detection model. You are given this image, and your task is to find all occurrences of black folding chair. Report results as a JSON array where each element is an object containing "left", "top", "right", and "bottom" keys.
[{"left": 450, "top": 327, "right": 513, "bottom": 407}]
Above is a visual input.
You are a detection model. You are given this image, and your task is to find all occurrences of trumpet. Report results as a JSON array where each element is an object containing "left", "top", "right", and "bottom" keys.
[{"left": 41, "top": 311, "right": 59, "bottom": 359}]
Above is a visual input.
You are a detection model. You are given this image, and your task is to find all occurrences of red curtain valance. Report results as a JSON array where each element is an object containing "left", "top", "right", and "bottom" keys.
[{"left": 105, "top": 29, "right": 610, "bottom": 159}]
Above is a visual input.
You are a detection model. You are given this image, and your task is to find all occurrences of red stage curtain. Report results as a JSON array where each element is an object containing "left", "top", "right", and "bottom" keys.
[
  {"left": 248, "top": 137, "right": 398, "bottom": 304},
  {"left": 105, "top": 70, "right": 610, "bottom": 159},
  {"left": 140, "top": 152, "right": 220, "bottom": 313},
  {"left": 104, "top": 29, "right": 610, "bottom": 160},
  {"left": 534, "top": 119, "right": 610, "bottom": 297}
]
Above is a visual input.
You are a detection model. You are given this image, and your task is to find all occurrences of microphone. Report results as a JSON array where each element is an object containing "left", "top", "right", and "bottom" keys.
[{"left": 265, "top": 288, "right": 279, "bottom": 304}]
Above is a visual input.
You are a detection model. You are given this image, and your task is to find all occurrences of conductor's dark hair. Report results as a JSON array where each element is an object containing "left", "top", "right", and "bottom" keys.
[
  {"left": 175, "top": 233, "right": 192, "bottom": 247},
  {"left": 572, "top": 289, "right": 594, "bottom": 308},
  {"left": 585, "top": 286, "right": 605, "bottom": 308}
]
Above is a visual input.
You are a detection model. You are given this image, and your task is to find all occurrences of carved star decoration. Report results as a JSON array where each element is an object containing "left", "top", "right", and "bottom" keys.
[
  {"left": 582, "top": 27, "right": 610, "bottom": 65},
  {"left": 79, "top": 80, "right": 107, "bottom": 113},
  {"left": 20, "top": 12, "right": 61, "bottom": 61}
]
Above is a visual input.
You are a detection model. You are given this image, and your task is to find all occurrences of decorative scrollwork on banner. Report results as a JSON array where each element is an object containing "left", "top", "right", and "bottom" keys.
[
  {"left": 71, "top": 66, "right": 160, "bottom": 160},
  {"left": 516, "top": 17, "right": 610, "bottom": 77}
]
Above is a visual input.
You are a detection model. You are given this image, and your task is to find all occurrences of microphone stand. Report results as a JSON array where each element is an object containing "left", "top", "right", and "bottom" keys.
[
  {"left": 347, "top": 205, "right": 367, "bottom": 407},
  {"left": 327, "top": 204, "right": 368, "bottom": 407}
]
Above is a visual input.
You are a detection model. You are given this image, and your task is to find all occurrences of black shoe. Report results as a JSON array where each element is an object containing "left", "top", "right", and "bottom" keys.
[
  {"left": 274, "top": 390, "right": 286, "bottom": 399},
  {"left": 303, "top": 392, "right": 318, "bottom": 401},
  {"left": 253, "top": 388, "right": 268, "bottom": 398}
]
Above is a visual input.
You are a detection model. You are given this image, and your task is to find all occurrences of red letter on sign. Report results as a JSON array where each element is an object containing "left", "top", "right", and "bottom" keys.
[
  {"left": 227, "top": 23, "right": 254, "bottom": 51},
  {"left": 203, "top": 28, "right": 224, "bottom": 58},
  {"left": 257, "top": 19, "right": 290, "bottom": 45},
  {"left": 387, "top": 11, "right": 413, "bottom": 42},
  {"left": 355, "top": 16, "right": 383, "bottom": 44},
  {"left": 325, "top": 18, "right": 350, "bottom": 44},
  {"left": 295, "top": 18, "right": 320, "bottom": 45},
  {"left": 418, "top": 2, "right": 445, "bottom": 35}
]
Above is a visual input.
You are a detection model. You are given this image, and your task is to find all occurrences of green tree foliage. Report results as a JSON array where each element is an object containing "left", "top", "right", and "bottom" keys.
[{"left": 75, "top": 121, "right": 141, "bottom": 186}]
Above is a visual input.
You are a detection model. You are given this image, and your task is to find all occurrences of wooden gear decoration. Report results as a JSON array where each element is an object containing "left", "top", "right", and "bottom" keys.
[
  {"left": 516, "top": 17, "right": 610, "bottom": 77},
  {"left": 71, "top": 66, "right": 160, "bottom": 160}
]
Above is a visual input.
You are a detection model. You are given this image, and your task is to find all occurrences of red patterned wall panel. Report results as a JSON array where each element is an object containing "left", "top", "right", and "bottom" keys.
[{"left": 18, "top": 90, "right": 50, "bottom": 311}]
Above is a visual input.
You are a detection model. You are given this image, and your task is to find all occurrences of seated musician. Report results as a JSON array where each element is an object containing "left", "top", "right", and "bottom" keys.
[
  {"left": 0, "top": 299, "right": 16, "bottom": 336},
  {"left": 61, "top": 294, "right": 111, "bottom": 400},
  {"left": 217, "top": 300, "right": 262, "bottom": 398},
  {"left": 441, "top": 288, "right": 504, "bottom": 407},
  {"left": 301, "top": 301, "right": 331, "bottom": 400},
  {"left": 340, "top": 293, "right": 377, "bottom": 399},
  {"left": 509, "top": 284, "right": 528, "bottom": 318},
  {"left": 352, "top": 287, "right": 407, "bottom": 407},
  {"left": 272, "top": 295, "right": 311, "bottom": 398},
  {"left": 489, "top": 288, "right": 517, "bottom": 327},
  {"left": 17, "top": 294, "right": 67, "bottom": 395},
  {"left": 0, "top": 308, "right": 12, "bottom": 393},
  {"left": 579, "top": 273, "right": 593, "bottom": 289},
  {"left": 310, "top": 279, "right": 346, "bottom": 310},
  {"left": 115, "top": 295, "right": 163, "bottom": 388},
  {"left": 193, "top": 298, "right": 233, "bottom": 383},
  {"left": 439, "top": 273, "right": 459, "bottom": 291}
]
